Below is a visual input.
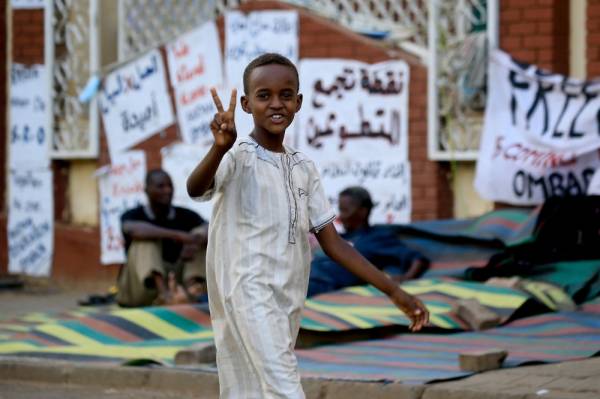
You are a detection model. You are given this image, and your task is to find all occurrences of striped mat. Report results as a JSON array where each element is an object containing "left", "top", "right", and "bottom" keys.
[{"left": 296, "top": 298, "right": 600, "bottom": 384}]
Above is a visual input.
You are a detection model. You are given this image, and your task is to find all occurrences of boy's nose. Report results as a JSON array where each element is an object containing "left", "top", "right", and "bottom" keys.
[{"left": 269, "top": 97, "right": 283, "bottom": 108}]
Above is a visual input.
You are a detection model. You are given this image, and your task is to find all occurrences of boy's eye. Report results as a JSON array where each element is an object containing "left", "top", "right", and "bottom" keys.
[{"left": 257, "top": 92, "right": 269, "bottom": 99}]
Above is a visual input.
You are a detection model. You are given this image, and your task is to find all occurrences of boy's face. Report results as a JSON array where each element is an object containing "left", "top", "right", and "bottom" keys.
[{"left": 241, "top": 64, "right": 302, "bottom": 136}]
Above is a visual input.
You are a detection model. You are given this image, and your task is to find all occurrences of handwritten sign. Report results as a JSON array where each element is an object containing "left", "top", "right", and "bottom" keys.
[
  {"left": 166, "top": 22, "right": 224, "bottom": 145},
  {"left": 291, "top": 59, "right": 411, "bottom": 223},
  {"left": 161, "top": 143, "right": 213, "bottom": 220},
  {"left": 98, "top": 151, "right": 147, "bottom": 264},
  {"left": 99, "top": 50, "right": 174, "bottom": 159},
  {"left": 225, "top": 10, "right": 299, "bottom": 136},
  {"left": 10, "top": 64, "right": 50, "bottom": 169},
  {"left": 475, "top": 50, "right": 600, "bottom": 205},
  {"left": 8, "top": 169, "right": 53, "bottom": 276},
  {"left": 11, "top": 0, "right": 45, "bottom": 9}
]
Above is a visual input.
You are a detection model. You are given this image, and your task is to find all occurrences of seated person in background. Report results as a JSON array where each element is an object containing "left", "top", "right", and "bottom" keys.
[
  {"left": 116, "top": 169, "right": 208, "bottom": 307},
  {"left": 308, "top": 186, "right": 429, "bottom": 297}
]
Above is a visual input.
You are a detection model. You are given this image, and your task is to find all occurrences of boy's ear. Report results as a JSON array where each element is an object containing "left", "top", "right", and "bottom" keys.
[
  {"left": 295, "top": 93, "right": 303, "bottom": 112},
  {"left": 241, "top": 95, "right": 251, "bottom": 114}
]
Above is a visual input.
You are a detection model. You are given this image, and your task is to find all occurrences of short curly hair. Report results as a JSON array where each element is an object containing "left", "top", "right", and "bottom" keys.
[{"left": 242, "top": 53, "right": 299, "bottom": 94}]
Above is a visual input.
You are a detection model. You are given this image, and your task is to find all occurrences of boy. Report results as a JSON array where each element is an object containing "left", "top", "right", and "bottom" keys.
[{"left": 187, "top": 53, "right": 428, "bottom": 398}]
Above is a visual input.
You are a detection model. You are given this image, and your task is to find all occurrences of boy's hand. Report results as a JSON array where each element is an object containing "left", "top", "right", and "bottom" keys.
[
  {"left": 389, "top": 287, "right": 429, "bottom": 332},
  {"left": 210, "top": 88, "right": 237, "bottom": 149}
]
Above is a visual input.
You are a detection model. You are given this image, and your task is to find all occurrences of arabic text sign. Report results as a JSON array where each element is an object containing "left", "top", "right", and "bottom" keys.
[
  {"left": 475, "top": 50, "right": 600, "bottom": 205},
  {"left": 98, "top": 151, "right": 146, "bottom": 264},
  {"left": 11, "top": 0, "right": 45, "bottom": 9},
  {"left": 8, "top": 169, "right": 54, "bottom": 276},
  {"left": 10, "top": 64, "right": 50, "bottom": 169},
  {"left": 166, "top": 23, "right": 224, "bottom": 145},
  {"left": 161, "top": 143, "right": 213, "bottom": 220},
  {"left": 225, "top": 10, "right": 299, "bottom": 136},
  {"left": 99, "top": 50, "right": 174, "bottom": 158},
  {"left": 296, "top": 59, "right": 409, "bottom": 161}
]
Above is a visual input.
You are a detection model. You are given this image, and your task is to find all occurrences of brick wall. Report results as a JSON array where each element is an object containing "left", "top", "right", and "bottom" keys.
[
  {"left": 0, "top": 4, "right": 5, "bottom": 274},
  {"left": 588, "top": 0, "right": 600, "bottom": 77},
  {"left": 499, "top": 0, "right": 569, "bottom": 74}
]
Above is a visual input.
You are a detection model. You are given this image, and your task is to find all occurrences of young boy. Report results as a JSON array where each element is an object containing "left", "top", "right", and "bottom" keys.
[{"left": 187, "top": 53, "right": 428, "bottom": 398}]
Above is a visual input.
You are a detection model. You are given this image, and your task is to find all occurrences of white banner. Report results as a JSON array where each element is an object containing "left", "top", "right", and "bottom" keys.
[
  {"left": 225, "top": 10, "right": 299, "bottom": 136},
  {"left": 475, "top": 50, "right": 600, "bottom": 205},
  {"left": 8, "top": 169, "right": 53, "bottom": 276},
  {"left": 161, "top": 143, "right": 212, "bottom": 220},
  {"left": 167, "top": 22, "right": 224, "bottom": 145},
  {"left": 98, "top": 151, "right": 147, "bottom": 265},
  {"left": 9, "top": 64, "right": 50, "bottom": 169},
  {"left": 99, "top": 50, "right": 174, "bottom": 159},
  {"left": 292, "top": 59, "right": 411, "bottom": 223},
  {"left": 11, "top": 0, "right": 45, "bottom": 9}
]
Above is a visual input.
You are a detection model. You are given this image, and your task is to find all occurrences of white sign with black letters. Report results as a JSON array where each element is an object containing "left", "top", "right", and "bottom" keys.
[
  {"left": 9, "top": 64, "right": 50, "bottom": 169},
  {"left": 99, "top": 50, "right": 174, "bottom": 159},
  {"left": 8, "top": 169, "right": 54, "bottom": 276},
  {"left": 475, "top": 50, "right": 600, "bottom": 205}
]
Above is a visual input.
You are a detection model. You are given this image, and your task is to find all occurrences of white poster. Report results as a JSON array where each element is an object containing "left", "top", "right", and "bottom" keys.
[
  {"left": 166, "top": 22, "right": 224, "bottom": 145},
  {"left": 161, "top": 143, "right": 212, "bottom": 220},
  {"left": 225, "top": 10, "right": 299, "bottom": 136},
  {"left": 11, "top": 0, "right": 45, "bottom": 9},
  {"left": 98, "top": 151, "right": 147, "bottom": 265},
  {"left": 8, "top": 169, "right": 53, "bottom": 276},
  {"left": 587, "top": 169, "right": 600, "bottom": 195},
  {"left": 475, "top": 50, "right": 600, "bottom": 205},
  {"left": 9, "top": 64, "right": 50, "bottom": 169},
  {"left": 293, "top": 59, "right": 411, "bottom": 223},
  {"left": 99, "top": 50, "right": 175, "bottom": 159}
]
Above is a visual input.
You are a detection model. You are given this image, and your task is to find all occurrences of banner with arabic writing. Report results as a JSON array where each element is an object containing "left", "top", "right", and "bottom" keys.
[
  {"left": 99, "top": 50, "right": 175, "bottom": 159},
  {"left": 166, "top": 21, "right": 224, "bottom": 146},
  {"left": 475, "top": 50, "right": 600, "bottom": 205},
  {"left": 295, "top": 59, "right": 411, "bottom": 223}
]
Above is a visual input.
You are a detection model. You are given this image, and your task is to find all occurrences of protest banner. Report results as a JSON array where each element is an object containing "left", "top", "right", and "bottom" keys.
[
  {"left": 293, "top": 59, "right": 411, "bottom": 223},
  {"left": 225, "top": 10, "right": 299, "bottom": 136},
  {"left": 99, "top": 50, "right": 174, "bottom": 159},
  {"left": 475, "top": 50, "right": 600, "bottom": 205},
  {"left": 9, "top": 63, "right": 50, "bottom": 169},
  {"left": 11, "top": 0, "right": 45, "bottom": 9},
  {"left": 8, "top": 169, "right": 53, "bottom": 276},
  {"left": 97, "top": 151, "right": 146, "bottom": 265},
  {"left": 166, "top": 22, "right": 225, "bottom": 145}
]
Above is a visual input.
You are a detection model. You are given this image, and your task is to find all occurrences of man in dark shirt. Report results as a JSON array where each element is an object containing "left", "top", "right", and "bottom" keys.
[
  {"left": 116, "top": 169, "right": 208, "bottom": 307},
  {"left": 308, "top": 186, "right": 429, "bottom": 297}
]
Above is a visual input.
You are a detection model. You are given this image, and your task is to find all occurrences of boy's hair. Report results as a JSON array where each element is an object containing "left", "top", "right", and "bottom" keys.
[
  {"left": 242, "top": 53, "right": 299, "bottom": 94},
  {"left": 340, "top": 186, "right": 374, "bottom": 213}
]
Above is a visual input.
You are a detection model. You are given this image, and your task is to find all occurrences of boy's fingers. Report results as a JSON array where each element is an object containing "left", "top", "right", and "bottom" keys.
[
  {"left": 210, "top": 87, "right": 225, "bottom": 112},
  {"left": 228, "top": 89, "right": 237, "bottom": 114}
]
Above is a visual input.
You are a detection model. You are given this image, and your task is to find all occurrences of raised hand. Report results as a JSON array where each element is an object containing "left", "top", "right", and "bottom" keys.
[
  {"left": 389, "top": 287, "right": 429, "bottom": 332},
  {"left": 210, "top": 88, "right": 237, "bottom": 149}
]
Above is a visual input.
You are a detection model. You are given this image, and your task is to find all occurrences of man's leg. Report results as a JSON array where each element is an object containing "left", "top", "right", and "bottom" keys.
[
  {"left": 116, "top": 240, "right": 164, "bottom": 307},
  {"left": 181, "top": 226, "right": 208, "bottom": 299}
]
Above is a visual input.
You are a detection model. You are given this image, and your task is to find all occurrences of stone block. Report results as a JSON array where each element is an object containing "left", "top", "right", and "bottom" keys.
[
  {"left": 453, "top": 298, "right": 502, "bottom": 330},
  {"left": 459, "top": 349, "right": 508, "bottom": 372}
]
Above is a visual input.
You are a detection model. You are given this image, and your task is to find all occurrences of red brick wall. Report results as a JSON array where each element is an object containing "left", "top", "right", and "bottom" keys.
[
  {"left": 0, "top": 4, "right": 7, "bottom": 215},
  {"left": 588, "top": 0, "right": 600, "bottom": 77},
  {"left": 500, "top": 0, "right": 569, "bottom": 74}
]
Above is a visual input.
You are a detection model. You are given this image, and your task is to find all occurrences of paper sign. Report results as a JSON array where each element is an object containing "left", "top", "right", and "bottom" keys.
[
  {"left": 10, "top": 64, "right": 50, "bottom": 169},
  {"left": 11, "top": 0, "right": 45, "bottom": 9},
  {"left": 8, "top": 169, "right": 54, "bottom": 276},
  {"left": 99, "top": 50, "right": 175, "bottom": 159},
  {"left": 98, "top": 151, "right": 147, "bottom": 264},
  {"left": 475, "top": 50, "right": 600, "bottom": 205}
]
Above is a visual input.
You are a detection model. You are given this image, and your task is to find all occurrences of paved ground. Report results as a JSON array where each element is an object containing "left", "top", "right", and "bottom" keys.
[{"left": 1, "top": 285, "right": 600, "bottom": 399}]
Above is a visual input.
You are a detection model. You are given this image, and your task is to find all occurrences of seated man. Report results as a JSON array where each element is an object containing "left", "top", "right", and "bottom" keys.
[
  {"left": 116, "top": 169, "right": 208, "bottom": 307},
  {"left": 308, "top": 186, "right": 429, "bottom": 297}
]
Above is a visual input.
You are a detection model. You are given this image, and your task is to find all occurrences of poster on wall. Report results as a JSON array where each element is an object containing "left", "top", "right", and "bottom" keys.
[
  {"left": 8, "top": 169, "right": 54, "bottom": 276},
  {"left": 166, "top": 22, "right": 225, "bottom": 145},
  {"left": 97, "top": 151, "right": 147, "bottom": 265},
  {"left": 475, "top": 49, "right": 600, "bottom": 205},
  {"left": 11, "top": 0, "right": 45, "bottom": 9},
  {"left": 225, "top": 10, "right": 299, "bottom": 136},
  {"left": 9, "top": 63, "right": 50, "bottom": 169},
  {"left": 99, "top": 50, "right": 174, "bottom": 159},
  {"left": 161, "top": 143, "right": 212, "bottom": 220},
  {"left": 294, "top": 59, "right": 411, "bottom": 223}
]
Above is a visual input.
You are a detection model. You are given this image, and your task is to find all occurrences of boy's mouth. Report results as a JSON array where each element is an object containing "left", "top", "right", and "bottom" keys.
[{"left": 270, "top": 114, "right": 285, "bottom": 124}]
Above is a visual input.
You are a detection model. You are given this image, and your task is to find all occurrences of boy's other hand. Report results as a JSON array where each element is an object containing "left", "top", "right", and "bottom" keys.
[
  {"left": 389, "top": 287, "right": 429, "bottom": 332},
  {"left": 210, "top": 88, "right": 237, "bottom": 149}
]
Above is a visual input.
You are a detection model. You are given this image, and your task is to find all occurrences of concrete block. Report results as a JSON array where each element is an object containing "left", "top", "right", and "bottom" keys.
[
  {"left": 174, "top": 343, "right": 216, "bottom": 365},
  {"left": 453, "top": 298, "right": 502, "bottom": 330},
  {"left": 459, "top": 349, "right": 508, "bottom": 372}
]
